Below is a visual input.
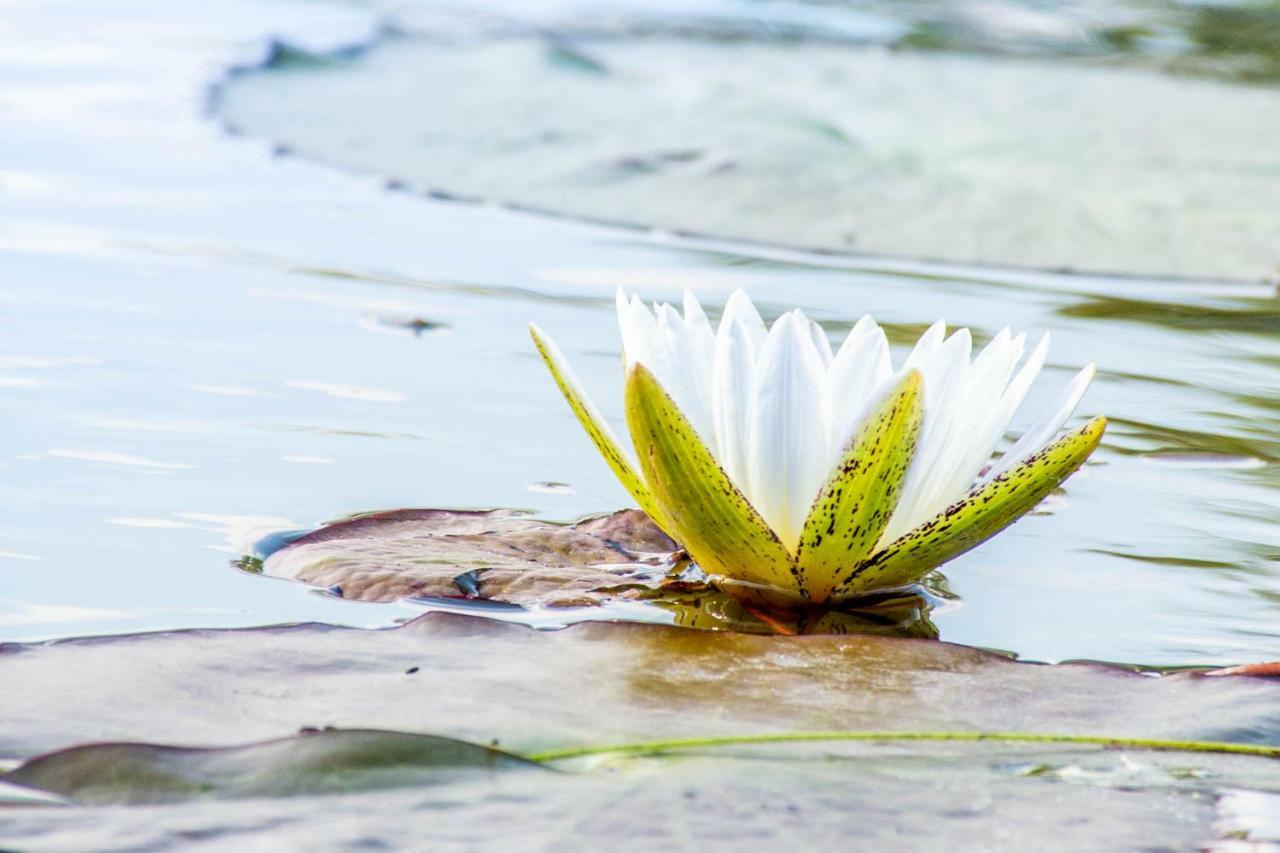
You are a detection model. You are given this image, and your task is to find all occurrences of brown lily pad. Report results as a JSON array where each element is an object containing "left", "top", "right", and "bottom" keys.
[
  {"left": 262, "top": 508, "right": 682, "bottom": 606},
  {"left": 1207, "top": 661, "right": 1280, "bottom": 679},
  {"left": 259, "top": 507, "right": 946, "bottom": 636},
  {"left": 258, "top": 507, "right": 949, "bottom": 637}
]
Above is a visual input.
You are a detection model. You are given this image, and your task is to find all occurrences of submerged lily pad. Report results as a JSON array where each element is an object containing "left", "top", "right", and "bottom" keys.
[
  {"left": 3, "top": 729, "right": 538, "bottom": 805},
  {"left": 217, "top": 29, "right": 1280, "bottom": 280},
  {"left": 8, "top": 736, "right": 1276, "bottom": 850}
]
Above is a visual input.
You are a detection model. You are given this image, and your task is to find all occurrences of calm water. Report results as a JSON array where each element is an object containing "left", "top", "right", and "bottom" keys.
[{"left": 2, "top": 0, "right": 1279, "bottom": 666}]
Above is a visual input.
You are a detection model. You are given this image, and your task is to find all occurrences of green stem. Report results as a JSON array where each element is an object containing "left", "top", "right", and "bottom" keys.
[{"left": 525, "top": 731, "right": 1280, "bottom": 764}]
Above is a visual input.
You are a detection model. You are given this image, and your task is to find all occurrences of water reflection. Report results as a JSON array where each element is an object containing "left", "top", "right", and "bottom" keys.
[
  {"left": 654, "top": 587, "right": 940, "bottom": 638},
  {"left": 1059, "top": 294, "right": 1280, "bottom": 336}
]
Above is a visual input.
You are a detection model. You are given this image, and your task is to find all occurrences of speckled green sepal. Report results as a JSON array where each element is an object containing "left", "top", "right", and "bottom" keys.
[
  {"left": 529, "top": 324, "right": 670, "bottom": 532},
  {"left": 836, "top": 416, "right": 1107, "bottom": 599},
  {"left": 795, "top": 370, "right": 924, "bottom": 603},
  {"left": 624, "top": 363, "right": 797, "bottom": 595}
]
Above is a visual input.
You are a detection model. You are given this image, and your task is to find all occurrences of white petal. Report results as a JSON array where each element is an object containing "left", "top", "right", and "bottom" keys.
[
  {"left": 747, "top": 311, "right": 831, "bottom": 552},
  {"left": 808, "top": 319, "right": 834, "bottom": 367},
  {"left": 833, "top": 315, "right": 877, "bottom": 362},
  {"left": 828, "top": 316, "right": 892, "bottom": 452},
  {"left": 998, "top": 333, "right": 1050, "bottom": 426},
  {"left": 619, "top": 292, "right": 658, "bottom": 371},
  {"left": 615, "top": 288, "right": 641, "bottom": 369},
  {"left": 719, "top": 289, "right": 767, "bottom": 354},
  {"left": 921, "top": 328, "right": 1024, "bottom": 512},
  {"left": 713, "top": 316, "right": 757, "bottom": 495},
  {"left": 964, "top": 331, "right": 1050, "bottom": 481},
  {"left": 883, "top": 326, "right": 973, "bottom": 541},
  {"left": 988, "top": 362, "right": 1097, "bottom": 477},
  {"left": 914, "top": 328, "right": 973, "bottom": 460},
  {"left": 654, "top": 301, "right": 715, "bottom": 444},
  {"left": 682, "top": 290, "right": 717, "bottom": 435},
  {"left": 632, "top": 298, "right": 676, "bottom": 386},
  {"left": 905, "top": 319, "right": 946, "bottom": 368},
  {"left": 684, "top": 295, "right": 716, "bottom": 363},
  {"left": 682, "top": 289, "right": 711, "bottom": 330}
]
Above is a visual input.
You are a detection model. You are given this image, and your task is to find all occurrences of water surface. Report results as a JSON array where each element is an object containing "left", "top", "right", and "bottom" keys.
[{"left": 1, "top": 0, "right": 1279, "bottom": 668}]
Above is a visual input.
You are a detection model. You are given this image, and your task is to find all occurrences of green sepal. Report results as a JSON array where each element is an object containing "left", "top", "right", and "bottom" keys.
[
  {"left": 795, "top": 370, "right": 924, "bottom": 603},
  {"left": 529, "top": 324, "right": 671, "bottom": 533},
  {"left": 624, "top": 363, "right": 798, "bottom": 597},
  {"left": 836, "top": 415, "right": 1107, "bottom": 599}
]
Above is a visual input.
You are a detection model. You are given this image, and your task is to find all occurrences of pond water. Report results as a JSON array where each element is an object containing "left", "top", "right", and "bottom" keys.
[{"left": 3, "top": 0, "right": 1280, "bottom": 668}]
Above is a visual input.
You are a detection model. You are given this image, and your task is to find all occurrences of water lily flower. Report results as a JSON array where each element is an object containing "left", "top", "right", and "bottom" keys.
[{"left": 530, "top": 289, "right": 1104, "bottom": 607}]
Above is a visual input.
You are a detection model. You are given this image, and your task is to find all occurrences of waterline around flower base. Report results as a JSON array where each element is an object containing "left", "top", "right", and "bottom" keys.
[{"left": 531, "top": 290, "right": 1104, "bottom": 607}]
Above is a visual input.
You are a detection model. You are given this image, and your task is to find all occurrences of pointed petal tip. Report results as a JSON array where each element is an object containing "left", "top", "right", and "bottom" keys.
[
  {"left": 1042, "top": 413, "right": 1106, "bottom": 467},
  {"left": 528, "top": 322, "right": 554, "bottom": 351},
  {"left": 625, "top": 361, "right": 667, "bottom": 402},
  {"left": 530, "top": 331, "right": 671, "bottom": 534},
  {"left": 1038, "top": 413, "right": 1106, "bottom": 463}
]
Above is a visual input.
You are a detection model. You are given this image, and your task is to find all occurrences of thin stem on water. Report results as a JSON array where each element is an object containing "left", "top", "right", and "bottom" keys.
[{"left": 525, "top": 731, "right": 1280, "bottom": 764}]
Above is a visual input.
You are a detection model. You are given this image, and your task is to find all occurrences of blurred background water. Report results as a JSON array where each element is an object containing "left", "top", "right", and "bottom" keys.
[
  {"left": 2, "top": 0, "right": 1279, "bottom": 665},
  {"left": 221, "top": 0, "right": 1280, "bottom": 280}
]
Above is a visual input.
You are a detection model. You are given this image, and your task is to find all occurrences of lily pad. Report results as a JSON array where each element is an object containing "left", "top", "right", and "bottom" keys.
[
  {"left": 5, "top": 614, "right": 1280, "bottom": 760},
  {"left": 7, "top": 738, "right": 1273, "bottom": 850},
  {"left": 3, "top": 729, "right": 538, "bottom": 805},
  {"left": 4, "top": 615, "right": 1280, "bottom": 848},
  {"left": 217, "top": 29, "right": 1280, "bottom": 280},
  {"left": 262, "top": 508, "right": 681, "bottom": 606},
  {"left": 258, "top": 506, "right": 944, "bottom": 635}
]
